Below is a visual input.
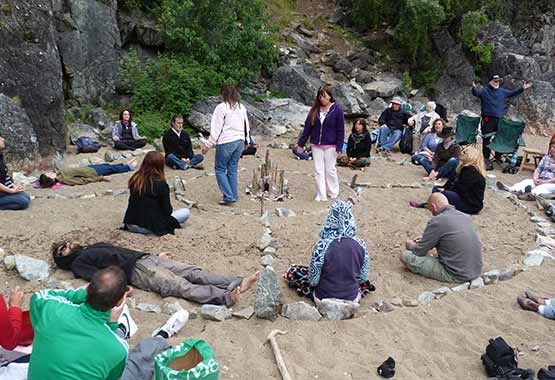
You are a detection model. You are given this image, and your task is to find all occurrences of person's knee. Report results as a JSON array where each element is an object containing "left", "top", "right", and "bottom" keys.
[{"left": 14, "top": 195, "right": 30, "bottom": 210}]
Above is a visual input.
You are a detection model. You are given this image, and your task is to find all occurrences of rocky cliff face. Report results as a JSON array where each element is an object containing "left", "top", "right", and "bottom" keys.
[{"left": 0, "top": 0, "right": 65, "bottom": 158}]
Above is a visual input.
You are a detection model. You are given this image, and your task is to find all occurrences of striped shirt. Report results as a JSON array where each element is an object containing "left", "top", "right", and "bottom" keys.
[{"left": 0, "top": 154, "right": 13, "bottom": 188}]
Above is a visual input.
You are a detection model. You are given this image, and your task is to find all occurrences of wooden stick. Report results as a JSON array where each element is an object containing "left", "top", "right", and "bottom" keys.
[{"left": 266, "top": 330, "right": 293, "bottom": 380}]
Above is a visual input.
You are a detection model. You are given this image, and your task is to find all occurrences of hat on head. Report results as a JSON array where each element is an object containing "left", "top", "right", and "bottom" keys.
[
  {"left": 438, "top": 126, "right": 455, "bottom": 138},
  {"left": 490, "top": 75, "right": 502, "bottom": 82},
  {"left": 390, "top": 96, "right": 403, "bottom": 105}
]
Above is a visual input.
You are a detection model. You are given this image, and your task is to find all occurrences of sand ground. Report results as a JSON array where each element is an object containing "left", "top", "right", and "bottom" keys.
[{"left": 1, "top": 132, "right": 554, "bottom": 379}]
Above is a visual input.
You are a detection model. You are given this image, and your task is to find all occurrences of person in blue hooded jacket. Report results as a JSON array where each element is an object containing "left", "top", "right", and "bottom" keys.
[{"left": 471, "top": 75, "right": 533, "bottom": 170}]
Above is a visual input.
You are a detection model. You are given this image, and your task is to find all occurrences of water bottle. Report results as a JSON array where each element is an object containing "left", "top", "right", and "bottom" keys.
[{"left": 510, "top": 152, "right": 518, "bottom": 168}]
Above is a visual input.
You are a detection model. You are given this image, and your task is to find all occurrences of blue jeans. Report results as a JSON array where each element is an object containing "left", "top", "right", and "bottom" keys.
[
  {"left": 541, "top": 299, "right": 555, "bottom": 320},
  {"left": 165, "top": 154, "right": 204, "bottom": 170},
  {"left": 0, "top": 192, "right": 31, "bottom": 210},
  {"left": 436, "top": 158, "right": 458, "bottom": 180},
  {"left": 215, "top": 140, "right": 244, "bottom": 202},
  {"left": 378, "top": 126, "right": 403, "bottom": 152},
  {"left": 412, "top": 154, "right": 432, "bottom": 174},
  {"left": 89, "top": 164, "right": 131, "bottom": 176},
  {"left": 127, "top": 208, "right": 190, "bottom": 235}
]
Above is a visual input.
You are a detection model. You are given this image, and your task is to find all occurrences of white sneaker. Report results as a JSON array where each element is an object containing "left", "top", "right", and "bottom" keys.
[{"left": 152, "top": 309, "right": 189, "bottom": 338}]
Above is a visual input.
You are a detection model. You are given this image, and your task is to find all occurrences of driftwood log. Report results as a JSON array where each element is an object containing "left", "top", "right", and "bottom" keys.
[{"left": 266, "top": 330, "right": 293, "bottom": 380}]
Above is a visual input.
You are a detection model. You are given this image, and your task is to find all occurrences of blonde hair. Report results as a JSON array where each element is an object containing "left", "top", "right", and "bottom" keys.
[{"left": 457, "top": 145, "right": 486, "bottom": 177}]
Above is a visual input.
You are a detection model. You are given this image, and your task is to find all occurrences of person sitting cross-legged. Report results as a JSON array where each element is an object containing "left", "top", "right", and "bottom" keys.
[
  {"left": 0, "top": 136, "right": 31, "bottom": 211},
  {"left": 51, "top": 241, "right": 259, "bottom": 306},
  {"left": 162, "top": 115, "right": 204, "bottom": 170},
  {"left": 112, "top": 109, "right": 147, "bottom": 151},
  {"left": 27, "top": 266, "right": 188, "bottom": 380},
  {"left": 401, "top": 193, "right": 483, "bottom": 283},
  {"left": 376, "top": 97, "right": 411, "bottom": 156},
  {"left": 337, "top": 118, "right": 372, "bottom": 169}
]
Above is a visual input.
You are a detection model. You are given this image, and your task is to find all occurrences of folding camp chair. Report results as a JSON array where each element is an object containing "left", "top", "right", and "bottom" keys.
[
  {"left": 455, "top": 114, "right": 481, "bottom": 145},
  {"left": 485, "top": 119, "right": 526, "bottom": 173}
]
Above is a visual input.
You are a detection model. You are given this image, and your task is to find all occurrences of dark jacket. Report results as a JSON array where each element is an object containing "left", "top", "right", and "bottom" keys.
[
  {"left": 0, "top": 154, "right": 8, "bottom": 186},
  {"left": 313, "top": 238, "right": 366, "bottom": 301},
  {"left": 445, "top": 166, "right": 485, "bottom": 214},
  {"left": 123, "top": 179, "right": 180, "bottom": 236},
  {"left": 298, "top": 103, "right": 345, "bottom": 152},
  {"left": 378, "top": 108, "right": 411, "bottom": 131},
  {"left": 431, "top": 143, "right": 461, "bottom": 170},
  {"left": 471, "top": 85, "right": 524, "bottom": 118},
  {"left": 162, "top": 128, "right": 194, "bottom": 159},
  {"left": 55, "top": 243, "right": 147, "bottom": 282},
  {"left": 346, "top": 132, "right": 371, "bottom": 159}
]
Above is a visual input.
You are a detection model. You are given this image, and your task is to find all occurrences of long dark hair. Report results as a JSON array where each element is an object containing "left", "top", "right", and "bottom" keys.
[
  {"left": 128, "top": 151, "right": 166, "bottom": 195},
  {"left": 119, "top": 109, "right": 132, "bottom": 124},
  {"left": 308, "top": 85, "right": 335, "bottom": 126},
  {"left": 351, "top": 118, "right": 368, "bottom": 135},
  {"left": 221, "top": 83, "right": 240, "bottom": 109}
]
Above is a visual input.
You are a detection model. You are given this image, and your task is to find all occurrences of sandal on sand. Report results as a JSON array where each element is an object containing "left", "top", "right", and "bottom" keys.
[{"left": 525, "top": 290, "right": 546, "bottom": 304}]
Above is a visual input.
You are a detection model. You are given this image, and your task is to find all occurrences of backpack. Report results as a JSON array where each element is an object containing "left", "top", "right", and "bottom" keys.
[
  {"left": 74, "top": 136, "right": 102, "bottom": 154},
  {"left": 436, "top": 103, "right": 448, "bottom": 121},
  {"left": 399, "top": 127, "right": 414, "bottom": 154},
  {"left": 481, "top": 337, "right": 518, "bottom": 377}
]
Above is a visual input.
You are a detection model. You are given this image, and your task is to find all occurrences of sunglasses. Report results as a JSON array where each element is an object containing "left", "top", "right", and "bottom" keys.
[{"left": 57, "top": 242, "right": 70, "bottom": 256}]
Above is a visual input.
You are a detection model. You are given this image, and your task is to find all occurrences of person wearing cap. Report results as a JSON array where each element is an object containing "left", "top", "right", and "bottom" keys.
[
  {"left": 376, "top": 97, "right": 411, "bottom": 156},
  {"left": 424, "top": 125, "right": 461, "bottom": 181},
  {"left": 471, "top": 75, "right": 533, "bottom": 170}
]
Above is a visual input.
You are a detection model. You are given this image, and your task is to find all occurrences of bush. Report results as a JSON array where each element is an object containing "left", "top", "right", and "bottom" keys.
[{"left": 133, "top": 112, "right": 168, "bottom": 142}]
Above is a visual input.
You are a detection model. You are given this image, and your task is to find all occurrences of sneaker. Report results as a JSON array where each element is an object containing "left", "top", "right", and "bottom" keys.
[
  {"left": 219, "top": 200, "right": 235, "bottom": 206},
  {"left": 496, "top": 181, "right": 510, "bottom": 192},
  {"left": 152, "top": 309, "right": 189, "bottom": 338},
  {"left": 117, "top": 304, "right": 138, "bottom": 339}
]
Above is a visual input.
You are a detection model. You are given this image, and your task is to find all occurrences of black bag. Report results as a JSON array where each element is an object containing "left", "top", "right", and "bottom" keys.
[
  {"left": 481, "top": 337, "right": 518, "bottom": 377},
  {"left": 436, "top": 103, "right": 448, "bottom": 122},
  {"left": 74, "top": 136, "right": 102, "bottom": 154},
  {"left": 399, "top": 127, "right": 414, "bottom": 154}
]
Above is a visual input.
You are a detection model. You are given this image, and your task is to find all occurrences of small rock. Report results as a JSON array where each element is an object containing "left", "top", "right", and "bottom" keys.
[
  {"left": 79, "top": 194, "right": 96, "bottom": 199},
  {"left": 451, "top": 282, "right": 470, "bottom": 292},
  {"left": 260, "top": 211, "right": 271, "bottom": 227},
  {"left": 417, "top": 292, "right": 435, "bottom": 305},
  {"left": 402, "top": 299, "right": 419, "bottom": 307},
  {"left": 162, "top": 300, "right": 184, "bottom": 315},
  {"left": 263, "top": 246, "right": 277, "bottom": 256},
  {"left": 131, "top": 149, "right": 145, "bottom": 157},
  {"left": 260, "top": 254, "right": 274, "bottom": 267},
  {"left": 536, "top": 235, "right": 555, "bottom": 249},
  {"left": 276, "top": 208, "right": 296, "bottom": 217},
  {"left": 317, "top": 298, "right": 358, "bottom": 320},
  {"left": 282, "top": 301, "right": 321, "bottom": 321},
  {"left": 531, "top": 345, "right": 540, "bottom": 352},
  {"left": 201, "top": 304, "right": 232, "bottom": 321},
  {"left": 432, "top": 287, "right": 453, "bottom": 299},
  {"left": 531, "top": 216, "right": 548, "bottom": 223},
  {"left": 470, "top": 277, "right": 485, "bottom": 289},
  {"left": 101, "top": 190, "right": 113, "bottom": 196},
  {"left": 47, "top": 194, "right": 68, "bottom": 200},
  {"left": 524, "top": 251, "right": 546, "bottom": 267},
  {"left": 498, "top": 269, "right": 514, "bottom": 281},
  {"left": 14, "top": 255, "right": 50, "bottom": 281},
  {"left": 3, "top": 255, "right": 16, "bottom": 271},
  {"left": 113, "top": 189, "right": 128, "bottom": 196},
  {"left": 390, "top": 297, "right": 403, "bottom": 307},
  {"left": 257, "top": 230, "right": 273, "bottom": 251},
  {"left": 482, "top": 270, "right": 501, "bottom": 285},
  {"left": 372, "top": 300, "right": 394, "bottom": 313},
  {"left": 232, "top": 306, "right": 255, "bottom": 320},
  {"left": 255, "top": 267, "right": 282, "bottom": 320},
  {"left": 136, "top": 303, "right": 162, "bottom": 313},
  {"left": 104, "top": 151, "right": 123, "bottom": 162}
]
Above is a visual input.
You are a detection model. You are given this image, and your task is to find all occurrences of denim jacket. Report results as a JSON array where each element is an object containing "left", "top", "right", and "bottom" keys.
[{"left": 298, "top": 103, "right": 345, "bottom": 152}]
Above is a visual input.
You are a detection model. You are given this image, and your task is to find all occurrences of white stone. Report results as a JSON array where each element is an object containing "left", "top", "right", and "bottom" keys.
[
  {"left": 482, "top": 270, "right": 501, "bottom": 285},
  {"left": 536, "top": 235, "right": 555, "bottom": 249},
  {"left": 451, "top": 282, "right": 470, "bottom": 292},
  {"left": 282, "top": 301, "right": 321, "bottom": 321},
  {"left": 136, "top": 303, "right": 162, "bottom": 313},
  {"left": 232, "top": 306, "right": 255, "bottom": 320},
  {"left": 14, "top": 255, "right": 50, "bottom": 281},
  {"left": 201, "top": 304, "right": 232, "bottom": 321},
  {"left": 523, "top": 252, "right": 545, "bottom": 267},
  {"left": 469, "top": 277, "right": 485, "bottom": 289},
  {"left": 317, "top": 298, "right": 358, "bottom": 320},
  {"left": 417, "top": 292, "right": 435, "bottom": 305},
  {"left": 432, "top": 287, "right": 453, "bottom": 299}
]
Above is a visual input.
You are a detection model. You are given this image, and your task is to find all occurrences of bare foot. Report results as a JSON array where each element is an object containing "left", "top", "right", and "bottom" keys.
[
  {"left": 230, "top": 287, "right": 240, "bottom": 304},
  {"left": 517, "top": 295, "right": 540, "bottom": 312},
  {"left": 127, "top": 159, "right": 138, "bottom": 170},
  {"left": 239, "top": 271, "right": 260, "bottom": 294}
]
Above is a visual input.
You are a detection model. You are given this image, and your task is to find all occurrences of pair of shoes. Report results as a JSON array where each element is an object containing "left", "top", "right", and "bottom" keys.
[
  {"left": 219, "top": 200, "right": 235, "bottom": 206},
  {"left": 191, "top": 163, "right": 204, "bottom": 170},
  {"left": 377, "top": 357, "right": 395, "bottom": 378},
  {"left": 496, "top": 181, "right": 511, "bottom": 192},
  {"left": 152, "top": 309, "right": 189, "bottom": 338}
]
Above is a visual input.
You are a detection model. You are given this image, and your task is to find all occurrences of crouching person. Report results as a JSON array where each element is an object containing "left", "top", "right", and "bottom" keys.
[{"left": 401, "top": 193, "right": 482, "bottom": 283}]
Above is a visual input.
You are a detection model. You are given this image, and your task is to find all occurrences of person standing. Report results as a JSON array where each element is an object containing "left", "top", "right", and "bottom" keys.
[
  {"left": 0, "top": 136, "right": 31, "bottom": 211},
  {"left": 162, "top": 115, "right": 204, "bottom": 170},
  {"left": 471, "top": 75, "right": 533, "bottom": 170},
  {"left": 377, "top": 97, "right": 411, "bottom": 156},
  {"left": 296, "top": 85, "right": 345, "bottom": 202},
  {"left": 112, "top": 109, "right": 147, "bottom": 151},
  {"left": 201, "top": 84, "right": 250, "bottom": 205}
]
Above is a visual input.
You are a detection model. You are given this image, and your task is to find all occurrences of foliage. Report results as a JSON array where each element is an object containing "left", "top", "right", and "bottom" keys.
[
  {"left": 132, "top": 112, "right": 168, "bottom": 142},
  {"left": 118, "top": 0, "right": 162, "bottom": 15},
  {"left": 461, "top": 9, "right": 493, "bottom": 76},
  {"left": 402, "top": 71, "right": 413, "bottom": 95},
  {"left": 351, "top": 0, "right": 395, "bottom": 30},
  {"left": 159, "top": 0, "right": 277, "bottom": 81}
]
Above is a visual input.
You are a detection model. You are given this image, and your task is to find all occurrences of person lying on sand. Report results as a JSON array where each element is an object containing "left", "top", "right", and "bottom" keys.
[
  {"left": 39, "top": 159, "right": 138, "bottom": 187},
  {"left": 401, "top": 193, "right": 482, "bottom": 283},
  {"left": 518, "top": 290, "right": 555, "bottom": 321},
  {"left": 51, "top": 241, "right": 259, "bottom": 306}
]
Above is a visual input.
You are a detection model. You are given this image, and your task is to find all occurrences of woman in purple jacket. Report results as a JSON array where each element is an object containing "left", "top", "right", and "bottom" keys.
[{"left": 296, "top": 85, "right": 345, "bottom": 202}]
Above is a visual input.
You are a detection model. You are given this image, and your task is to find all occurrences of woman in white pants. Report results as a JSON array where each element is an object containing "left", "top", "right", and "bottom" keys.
[
  {"left": 497, "top": 134, "right": 555, "bottom": 197},
  {"left": 296, "top": 85, "right": 345, "bottom": 201}
]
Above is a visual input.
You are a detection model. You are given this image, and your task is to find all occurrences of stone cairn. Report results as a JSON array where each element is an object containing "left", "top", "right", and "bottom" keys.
[{"left": 248, "top": 150, "right": 289, "bottom": 203}]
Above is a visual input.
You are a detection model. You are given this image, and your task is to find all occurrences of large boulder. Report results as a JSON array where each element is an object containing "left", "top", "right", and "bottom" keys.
[
  {"left": 262, "top": 98, "right": 310, "bottom": 131},
  {"left": 0, "top": 95, "right": 40, "bottom": 166},
  {"left": 56, "top": 0, "right": 121, "bottom": 104},
  {"left": 333, "top": 82, "right": 371, "bottom": 117},
  {"left": 0, "top": 0, "right": 65, "bottom": 158},
  {"left": 270, "top": 65, "right": 323, "bottom": 105},
  {"left": 118, "top": 12, "right": 164, "bottom": 48},
  {"left": 363, "top": 72, "right": 403, "bottom": 98},
  {"left": 288, "top": 32, "right": 321, "bottom": 56}
]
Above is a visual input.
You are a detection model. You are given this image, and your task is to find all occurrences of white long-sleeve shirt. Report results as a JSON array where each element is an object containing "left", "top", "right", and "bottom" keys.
[{"left": 205, "top": 102, "right": 250, "bottom": 148}]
